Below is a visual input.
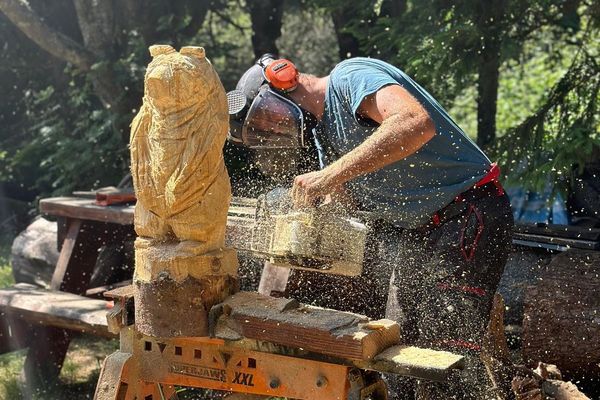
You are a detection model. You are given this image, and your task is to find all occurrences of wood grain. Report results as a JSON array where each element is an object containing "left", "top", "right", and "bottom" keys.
[
  {"left": 522, "top": 250, "right": 600, "bottom": 378},
  {"left": 217, "top": 291, "right": 400, "bottom": 361},
  {"left": 0, "top": 283, "right": 113, "bottom": 337}
]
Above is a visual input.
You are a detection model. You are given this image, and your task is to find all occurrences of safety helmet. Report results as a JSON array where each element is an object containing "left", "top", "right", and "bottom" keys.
[{"left": 227, "top": 54, "right": 312, "bottom": 149}]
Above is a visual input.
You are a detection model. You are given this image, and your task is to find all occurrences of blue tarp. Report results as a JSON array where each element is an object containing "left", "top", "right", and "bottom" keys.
[{"left": 506, "top": 186, "right": 569, "bottom": 225}]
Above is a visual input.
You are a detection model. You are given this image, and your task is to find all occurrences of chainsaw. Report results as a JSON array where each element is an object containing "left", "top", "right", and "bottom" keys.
[{"left": 249, "top": 187, "right": 368, "bottom": 276}]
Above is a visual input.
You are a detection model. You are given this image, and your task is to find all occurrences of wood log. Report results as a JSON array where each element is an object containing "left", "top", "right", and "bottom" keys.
[
  {"left": 522, "top": 250, "right": 600, "bottom": 378},
  {"left": 215, "top": 291, "right": 400, "bottom": 361},
  {"left": 129, "top": 45, "right": 237, "bottom": 337},
  {"left": 511, "top": 363, "right": 591, "bottom": 400}
]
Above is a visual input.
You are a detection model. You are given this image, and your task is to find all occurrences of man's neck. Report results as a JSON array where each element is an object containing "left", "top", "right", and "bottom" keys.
[{"left": 289, "top": 74, "right": 328, "bottom": 120}]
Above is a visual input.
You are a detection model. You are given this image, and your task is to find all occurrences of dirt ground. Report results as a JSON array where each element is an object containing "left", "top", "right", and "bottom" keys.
[{"left": 0, "top": 335, "right": 117, "bottom": 400}]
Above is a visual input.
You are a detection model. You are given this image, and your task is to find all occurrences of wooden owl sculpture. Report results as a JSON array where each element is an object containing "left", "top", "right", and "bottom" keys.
[{"left": 130, "top": 45, "right": 238, "bottom": 337}]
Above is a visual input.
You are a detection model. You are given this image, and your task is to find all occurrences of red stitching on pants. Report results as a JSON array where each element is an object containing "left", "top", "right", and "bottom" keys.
[{"left": 460, "top": 204, "right": 484, "bottom": 261}]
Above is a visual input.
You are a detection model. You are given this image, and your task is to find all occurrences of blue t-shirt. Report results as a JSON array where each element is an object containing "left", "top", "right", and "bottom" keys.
[{"left": 314, "top": 58, "right": 491, "bottom": 228}]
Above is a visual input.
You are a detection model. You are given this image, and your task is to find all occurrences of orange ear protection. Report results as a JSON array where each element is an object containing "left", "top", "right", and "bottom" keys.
[{"left": 263, "top": 59, "right": 299, "bottom": 92}]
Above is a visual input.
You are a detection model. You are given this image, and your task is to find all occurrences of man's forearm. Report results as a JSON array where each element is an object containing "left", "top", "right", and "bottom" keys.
[{"left": 321, "top": 112, "right": 435, "bottom": 186}]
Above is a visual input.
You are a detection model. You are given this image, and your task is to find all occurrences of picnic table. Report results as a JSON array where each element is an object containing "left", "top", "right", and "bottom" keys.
[
  {"left": 0, "top": 196, "right": 256, "bottom": 387},
  {"left": 0, "top": 197, "right": 136, "bottom": 386}
]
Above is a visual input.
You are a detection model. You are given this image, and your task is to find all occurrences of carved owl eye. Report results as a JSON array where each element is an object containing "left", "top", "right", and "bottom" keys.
[
  {"left": 149, "top": 45, "right": 176, "bottom": 57},
  {"left": 180, "top": 46, "right": 206, "bottom": 59}
]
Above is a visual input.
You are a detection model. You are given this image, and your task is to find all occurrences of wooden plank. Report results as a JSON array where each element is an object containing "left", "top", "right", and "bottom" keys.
[
  {"left": 39, "top": 196, "right": 257, "bottom": 226},
  {"left": 51, "top": 218, "right": 83, "bottom": 290},
  {"left": 86, "top": 280, "right": 133, "bottom": 298},
  {"left": 512, "top": 231, "right": 600, "bottom": 250},
  {"left": 366, "top": 345, "right": 464, "bottom": 382},
  {"left": 40, "top": 197, "right": 134, "bottom": 225},
  {"left": 514, "top": 223, "right": 600, "bottom": 241},
  {"left": 0, "top": 284, "right": 113, "bottom": 337},
  {"left": 216, "top": 291, "right": 401, "bottom": 361},
  {"left": 103, "top": 284, "right": 136, "bottom": 301}
]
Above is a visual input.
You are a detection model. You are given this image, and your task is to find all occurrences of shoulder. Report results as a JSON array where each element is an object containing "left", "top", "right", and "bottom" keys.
[{"left": 330, "top": 58, "right": 401, "bottom": 79}]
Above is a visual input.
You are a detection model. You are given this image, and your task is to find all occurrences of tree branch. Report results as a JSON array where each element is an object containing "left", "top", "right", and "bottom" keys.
[{"left": 0, "top": 0, "right": 95, "bottom": 70}]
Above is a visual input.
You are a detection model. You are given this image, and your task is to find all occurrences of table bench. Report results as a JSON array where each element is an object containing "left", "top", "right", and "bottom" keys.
[{"left": 0, "top": 196, "right": 256, "bottom": 388}]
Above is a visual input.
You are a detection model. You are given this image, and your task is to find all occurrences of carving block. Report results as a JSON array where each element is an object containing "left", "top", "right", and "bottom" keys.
[{"left": 130, "top": 45, "right": 237, "bottom": 337}]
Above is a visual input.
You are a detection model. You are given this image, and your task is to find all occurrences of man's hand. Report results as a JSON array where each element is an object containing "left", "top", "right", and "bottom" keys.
[{"left": 291, "top": 169, "right": 340, "bottom": 208}]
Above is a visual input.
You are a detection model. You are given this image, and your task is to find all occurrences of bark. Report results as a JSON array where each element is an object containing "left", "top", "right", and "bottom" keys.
[
  {"left": 475, "top": 0, "right": 506, "bottom": 150},
  {"left": 71, "top": 0, "right": 126, "bottom": 113},
  {"left": 248, "top": 0, "right": 283, "bottom": 58},
  {"left": 522, "top": 250, "right": 600, "bottom": 378},
  {"left": 476, "top": 46, "right": 501, "bottom": 149},
  {"left": 331, "top": 6, "right": 363, "bottom": 59},
  {"left": 72, "top": 0, "right": 117, "bottom": 56},
  {"left": 28, "top": 0, "right": 81, "bottom": 41},
  {"left": 0, "top": 0, "right": 95, "bottom": 69},
  {"left": 381, "top": 0, "right": 406, "bottom": 18}
]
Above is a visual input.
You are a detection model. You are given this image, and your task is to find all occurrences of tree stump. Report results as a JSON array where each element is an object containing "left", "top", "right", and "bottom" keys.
[
  {"left": 130, "top": 45, "right": 238, "bottom": 337},
  {"left": 522, "top": 250, "right": 600, "bottom": 378}
]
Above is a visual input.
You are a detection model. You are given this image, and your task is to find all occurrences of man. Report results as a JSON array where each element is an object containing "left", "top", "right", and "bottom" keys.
[{"left": 228, "top": 55, "right": 513, "bottom": 399}]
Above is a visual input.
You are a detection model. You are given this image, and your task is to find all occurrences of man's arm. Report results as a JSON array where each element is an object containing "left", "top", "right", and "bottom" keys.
[{"left": 292, "top": 84, "right": 436, "bottom": 207}]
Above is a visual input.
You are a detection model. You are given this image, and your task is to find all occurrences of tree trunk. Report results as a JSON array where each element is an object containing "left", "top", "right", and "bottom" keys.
[
  {"left": 331, "top": 6, "right": 363, "bottom": 59},
  {"left": 248, "top": 0, "right": 283, "bottom": 58},
  {"left": 381, "top": 0, "right": 406, "bottom": 18},
  {"left": 475, "top": 0, "right": 505, "bottom": 150},
  {"left": 0, "top": 0, "right": 94, "bottom": 69},
  {"left": 476, "top": 46, "right": 501, "bottom": 150},
  {"left": 71, "top": 0, "right": 129, "bottom": 118},
  {"left": 522, "top": 250, "right": 600, "bottom": 379}
]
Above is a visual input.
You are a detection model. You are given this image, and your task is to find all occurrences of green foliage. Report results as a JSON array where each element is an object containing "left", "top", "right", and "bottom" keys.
[
  {"left": 0, "top": 234, "right": 13, "bottom": 289},
  {"left": 1, "top": 75, "right": 129, "bottom": 197},
  {"left": 1, "top": 0, "right": 599, "bottom": 204},
  {"left": 192, "top": 2, "right": 254, "bottom": 90},
  {"left": 450, "top": 26, "right": 577, "bottom": 139},
  {"left": 309, "top": 0, "right": 600, "bottom": 192},
  {"left": 493, "top": 44, "right": 600, "bottom": 193},
  {"left": 0, "top": 22, "right": 151, "bottom": 200},
  {"left": 0, "top": 350, "right": 24, "bottom": 400},
  {"left": 277, "top": 3, "right": 340, "bottom": 76}
]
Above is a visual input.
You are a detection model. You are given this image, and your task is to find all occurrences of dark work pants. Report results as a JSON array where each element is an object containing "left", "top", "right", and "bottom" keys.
[
  {"left": 385, "top": 191, "right": 514, "bottom": 400},
  {"left": 283, "top": 188, "right": 513, "bottom": 399}
]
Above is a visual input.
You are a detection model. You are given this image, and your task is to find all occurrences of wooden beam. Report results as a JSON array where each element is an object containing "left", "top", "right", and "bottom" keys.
[
  {"left": 51, "top": 218, "right": 83, "bottom": 290},
  {"left": 215, "top": 291, "right": 401, "bottom": 361},
  {"left": 40, "top": 197, "right": 134, "bottom": 225},
  {"left": 0, "top": 284, "right": 113, "bottom": 338},
  {"left": 365, "top": 345, "right": 464, "bottom": 382}
]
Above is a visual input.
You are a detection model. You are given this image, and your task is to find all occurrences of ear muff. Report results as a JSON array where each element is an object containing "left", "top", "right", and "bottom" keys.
[{"left": 263, "top": 59, "right": 299, "bottom": 92}]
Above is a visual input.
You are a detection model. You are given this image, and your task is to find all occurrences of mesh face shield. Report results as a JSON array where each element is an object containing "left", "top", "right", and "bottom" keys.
[{"left": 228, "top": 86, "right": 305, "bottom": 149}]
